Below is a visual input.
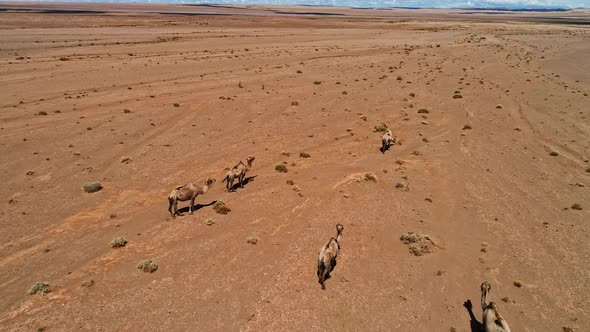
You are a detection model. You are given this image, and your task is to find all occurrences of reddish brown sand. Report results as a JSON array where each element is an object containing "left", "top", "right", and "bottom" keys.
[{"left": 0, "top": 3, "right": 589, "bottom": 331}]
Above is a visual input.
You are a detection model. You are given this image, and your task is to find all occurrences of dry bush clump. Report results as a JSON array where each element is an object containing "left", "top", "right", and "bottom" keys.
[
  {"left": 38, "top": 111, "right": 48, "bottom": 116},
  {"left": 571, "top": 203, "right": 583, "bottom": 210},
  {"left": 137, "top": 259, "right": 158, "bottom": 273},
  {"left": 213, "top": 201, "right": 231, "bottom": 214},
  {"left": 82, "top": 182, "right": 102, "bottom": 193},
  {"left": 247, "top": 236, "right": 258, "bottom": 245},
  {"left": 205, "top": 218, "right": 215, "bottom": 226},
  {"left": 110, "top": 237, "right": 127, "bottom": 248},
  {"left": 462, "top": 124, "right": 472, "bottom": 130},
  {"left": 418, "top": 108, "right": 429, "bottom": 114},
  {"left": 400, "top": 232, "right": 435, "bottom": 256},
  {"left": 123, "top": 108, "right": 131, "bottom": 113},
  {"left": 28, "top": 282, "right": 50, "bottom": 295},
  {"left": 374, "top": 123, "right": 388, "bottom": 132},
  {"left": 275, "top": 164, "right": 288, "bottom": 173}
]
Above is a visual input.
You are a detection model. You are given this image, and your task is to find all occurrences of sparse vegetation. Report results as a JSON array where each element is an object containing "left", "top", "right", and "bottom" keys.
[
  {"left": 173, "top": 103, "right": 180, "bottom": 107},
  {"left": 400, "top": 232, "right": 435, "bottom": 256},
  {"left": 28, "top": 282, "right": 50, "bottom": 295},
  {"left": 82, "top": 182, "right": 102, "bottom": 193},
  {"left": 299, "top": 152, "right": 311, "bottom": 158},
  {"left": 137, "top": 259, "right": 158, "bottom": 273},
  {"left": 313, "top": 81, "right": 322, "bottom": 85},
  {"left": 291, "top": 101, "right": 299, "bottom": 106},
  {"left": 373, "top": 123, "right": 388, "bottom": 132},
  {"left": 213, "top": 201, "right": 231, "bottom": 214},
  {"left": 59, "top": 57, "right": 69, "bottom": 61},
  {"left": 38, "top": 111, "right": 48, "bottom": 116},
  {"left": 453, "top": 94, "right": 463, "bottom": 99},
  {"left": 513, "top": 281, "right": 522, "bottom": 288},
  {"left": 247, "top": 236, "right": 258, "bottom": 245},
  {"left": 549, "top": 151, "right": 559, "bottom": 156},
  {"left": 275, "top": 164, "right": 288, "bottom": 173},
  {"left": 462, "top": 124, "right": 472, "bottom": 130},
  {"left": 418, "top": 108, "right": 429, "bottom": 114},
  {"left": 110, "top": 236, "right": 127, "bottom": 248},
  {"left": 123, "top": 108, "right": 131, "bottom": 113},
  {"left": 205, "top": 218, "right": 215, "bottom": 226},
  {"left": 121, "top": 156, "right": 132, "bottom": 164},
  {"left": 571, "top": 203, "right": 583, "bottom": 210}
]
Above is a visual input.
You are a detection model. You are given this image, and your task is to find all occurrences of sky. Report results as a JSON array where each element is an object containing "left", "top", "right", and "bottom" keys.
[{"left": 14, "top": 0, "right": 589, "bottom": 9}]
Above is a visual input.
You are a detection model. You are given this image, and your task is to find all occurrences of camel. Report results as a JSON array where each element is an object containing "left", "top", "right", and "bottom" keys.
[
  {"left": 317, "top": 224, "right": 344, "bottom": 290},
  {"left": 380, "top": 129, "right": 396, "bottom": 154},
  {"left": 167, "top": 178, "right": 216, "bottom": 217},
  {"left": 481, "top": 282, "right": 512, "bottom": 332},
  {"left": 223, "top": 156, "right": 255, "bottom": 191}
]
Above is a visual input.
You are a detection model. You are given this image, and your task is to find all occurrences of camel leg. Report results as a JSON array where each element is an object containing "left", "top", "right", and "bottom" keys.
[
  {"left": 239, "top": 174, "right": 245, "bottom": 188},
  {"left": 189, "top": 197, "right": 195, "bottom": 214},
  {"left": 168, "top": 199, "right": 174, "bottom": 217},
  {"left": 229, "top": 177, "right": 235, "bottom": 192},
  {"left": 173, "top": 199, "right": 181, "bottom": 216}
]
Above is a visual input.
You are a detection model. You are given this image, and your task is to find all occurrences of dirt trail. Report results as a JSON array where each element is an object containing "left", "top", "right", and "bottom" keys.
[{"left": 0, "top": 7, "right": 589, "bottom": 332}]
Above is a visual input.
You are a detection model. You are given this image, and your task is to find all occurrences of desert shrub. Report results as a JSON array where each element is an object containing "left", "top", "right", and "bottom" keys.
[
  {"left": 275, "top": 164, "right": 288, "bottom": 173},
  {"left": 373, "top": 123, "right": 388, "bottom": 132},
  {"left": 417, "top": 108, "right": 429, "bottom": 114},
  {"left": 247, "top": 236, "right": 258, "bottom": 245},
  {"left": 82, "top": 182, "right": 102, "bottom": 193},
  {"left": 137, "top": 259, "right": 158, "bottom": 273},
  {"left": 213, "top": 201, "right": 231, "bottom": 214},
  {"left": 110, "top": 236, "right": 127, "bottom": 248},
  {"left": 29, "top": 282, "right": 50, "bottom": 295},
  {"left": 299, "top": 152, "right": 311, "bottom": 158},
  {"left": 123, "top": 108, "right": 131, "bottom": 113},
  {"left": 400, "top": 232, "right": 435, "bottom": 256},
  {"left": 364, "top": 173, "right": 378, "bottom": 182}
]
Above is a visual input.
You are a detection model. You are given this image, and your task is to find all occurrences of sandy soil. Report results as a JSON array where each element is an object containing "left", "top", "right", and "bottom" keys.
[{"left": 0, "top": 3, "right": 589, "bottom": 331}]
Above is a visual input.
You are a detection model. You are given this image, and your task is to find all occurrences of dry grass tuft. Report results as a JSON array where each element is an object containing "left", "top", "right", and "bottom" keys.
[
  {"left": 82, "top": 182, "right": 102, "bottom": 193},
  {"left": 247, "top": 236, "right": 258, "bottom": 245},
  {"left": 137, "top": 259, "right": 158, "bottom": 273}
]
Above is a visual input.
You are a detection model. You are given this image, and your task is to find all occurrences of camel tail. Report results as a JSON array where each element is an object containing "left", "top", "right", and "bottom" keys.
[{"left": 222, "top": 174, "right": 229, "bottom": 183}]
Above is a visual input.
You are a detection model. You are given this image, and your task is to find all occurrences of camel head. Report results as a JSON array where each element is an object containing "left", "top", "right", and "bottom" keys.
[
  {"left": 481, "top": 281, "right": 491, "bottom": 296},
  {"left": 205, "top": 178, "right": 216, "bottom": 186},
  {"left": 246, "top": 156, "right": 255, "bottom": 167},
  {"left": 336, "top": 224, "right": 344, "bottom": 233}
]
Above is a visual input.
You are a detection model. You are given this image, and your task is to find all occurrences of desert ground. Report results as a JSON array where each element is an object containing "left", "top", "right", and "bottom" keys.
[{"left": 0, "top": 2, "right": 589, "bottom": 331}]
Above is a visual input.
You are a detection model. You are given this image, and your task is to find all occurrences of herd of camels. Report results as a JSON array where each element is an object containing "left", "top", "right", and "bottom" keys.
[{"left": 165, "top": 130, "right": 511, "bottom": 331}]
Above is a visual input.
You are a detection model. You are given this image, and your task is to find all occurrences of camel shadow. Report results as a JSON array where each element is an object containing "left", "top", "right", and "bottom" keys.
[
  {"left": 463, "top": 299, "right": 483, "bottom": 332},
  {"left": 177, "top": 200, "right": 217, "bottom": 214},
  {"left": 229, "top": 175, "right": 257, "bottom": 191}
]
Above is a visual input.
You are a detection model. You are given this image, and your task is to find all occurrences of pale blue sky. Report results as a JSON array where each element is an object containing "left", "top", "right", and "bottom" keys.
[{"left": 13, "top": 0, "right": 590, "bottom": 9}]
